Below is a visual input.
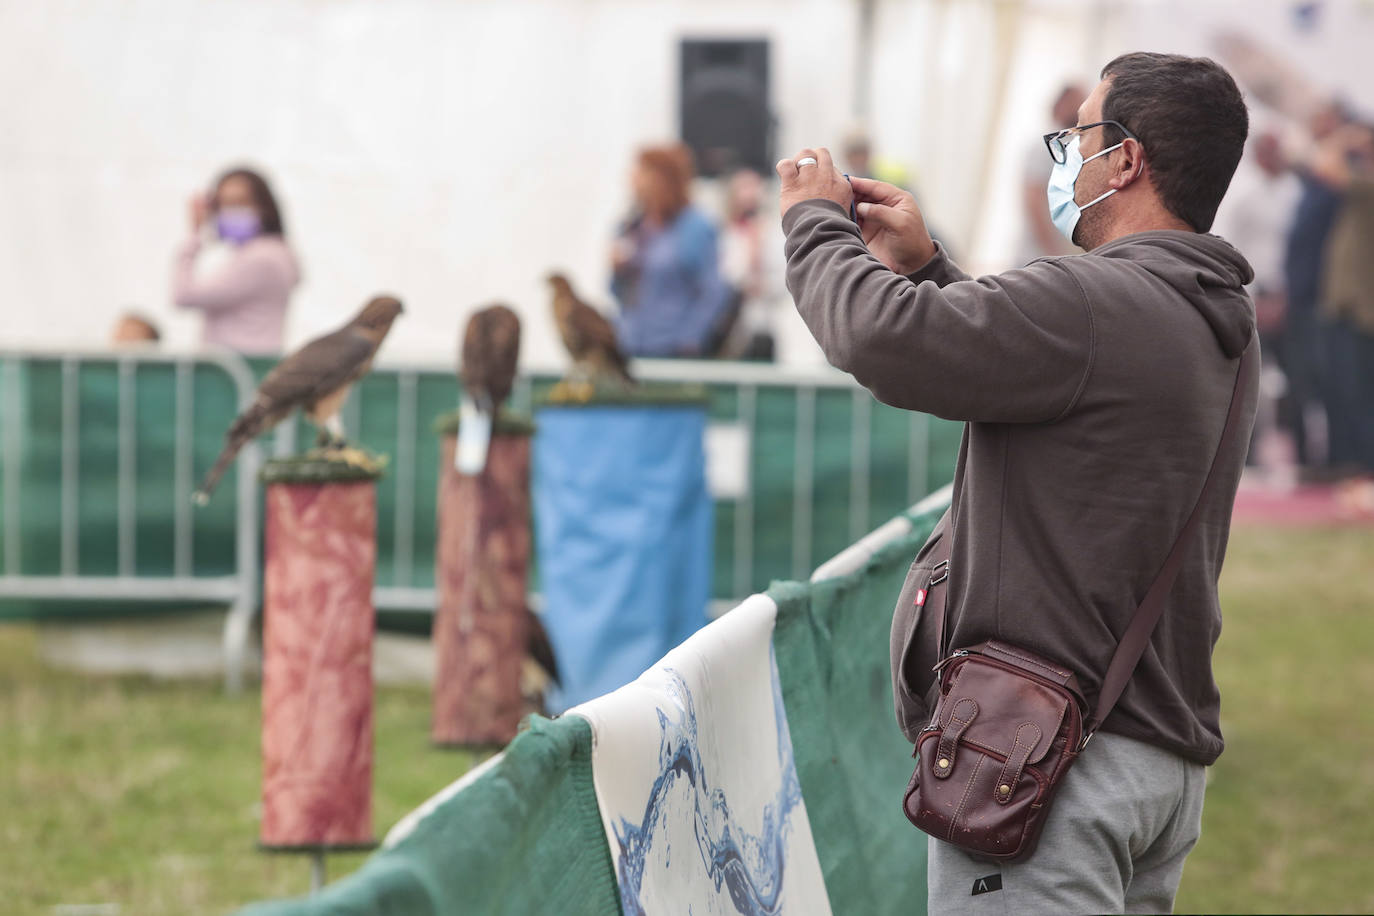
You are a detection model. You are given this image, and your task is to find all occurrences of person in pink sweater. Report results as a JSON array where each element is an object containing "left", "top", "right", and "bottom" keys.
[{"left": 173, "top": 167, "right": 300, "bottom": 354}]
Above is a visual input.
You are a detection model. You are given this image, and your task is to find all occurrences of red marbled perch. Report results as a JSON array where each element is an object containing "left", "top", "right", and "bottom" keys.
[
  {"left": 432, "top": 435, "right": 532, "bottom": 746},
  {"left": 261, "top": 480, "right": 376, "bottom": 847}
]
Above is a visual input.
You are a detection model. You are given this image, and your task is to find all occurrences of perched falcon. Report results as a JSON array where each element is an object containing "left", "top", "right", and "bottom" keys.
[
  {"left": 461, "top": 303, "right": 521, "bottom": 423},
  {"left": 455, "top": 304, "right": 521, "bottom": 473},
  {"left": 547, "top": 273, "right": 633, "bottom": 389},
  {"left": 193, "top": 295, "right": 404, "bottom": 504}
]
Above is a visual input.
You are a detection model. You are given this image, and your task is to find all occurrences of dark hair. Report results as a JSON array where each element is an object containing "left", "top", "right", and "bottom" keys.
[
  {"left": 1099, "top": 53, "right": 1248, "bottom": 232},
  {"left": 212, "top": 167, "right": 286, "bottom": 237}
]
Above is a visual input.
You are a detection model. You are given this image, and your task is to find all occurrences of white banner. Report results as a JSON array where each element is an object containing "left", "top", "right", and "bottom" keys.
[{"left": 570, "top": 594, "right": 832, "bottom": 916}]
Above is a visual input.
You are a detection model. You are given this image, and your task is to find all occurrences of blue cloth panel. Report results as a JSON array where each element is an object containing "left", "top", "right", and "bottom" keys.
[{"left": 534, "top": 406, "right": 712, "bottom": 710}]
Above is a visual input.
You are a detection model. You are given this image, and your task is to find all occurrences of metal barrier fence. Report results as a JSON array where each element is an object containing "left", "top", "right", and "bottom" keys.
[
  {"left": 264, "top": 355, "right": 962, "bottom": 614},
  {"left": 0, "top": 348, "right": 961, "bottom": 685},
  {"left": 0, "top": 348, "right": 263, "bottom": 690}
]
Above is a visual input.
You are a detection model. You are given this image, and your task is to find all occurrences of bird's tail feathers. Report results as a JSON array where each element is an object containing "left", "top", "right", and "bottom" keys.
[
  {"left": 192, "top": 445, "right": 239, "bottom": 506},
  {"left": 612, "top": 355, "right": 636, "bottom": 388},
  {"left": 226, "top": 403, "right": 268, "bottom": 443},
  {"left": 524, "top": 606, "right": 559, "bottom": 685},
  {"left": 193, "top": 402, "right": 268, "bottom": 505}
]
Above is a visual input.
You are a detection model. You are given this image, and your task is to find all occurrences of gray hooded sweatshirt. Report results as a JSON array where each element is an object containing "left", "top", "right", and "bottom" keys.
[{"left": 783, "top": 199, "right": 1258, "bottom": 765}]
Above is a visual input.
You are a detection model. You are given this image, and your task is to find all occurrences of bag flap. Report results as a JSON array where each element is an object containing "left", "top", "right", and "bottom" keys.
[
  {"left": 939, "top": 660, "right": 1068, "bottom": 765},
  {"left": 979, "top": 640, "right": 1088, "bottom": 709}
]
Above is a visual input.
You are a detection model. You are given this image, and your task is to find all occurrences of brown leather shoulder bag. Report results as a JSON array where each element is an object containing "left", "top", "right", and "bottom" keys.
[{"left": 902, "top": 347, "right": 1252, "bottom": 862}]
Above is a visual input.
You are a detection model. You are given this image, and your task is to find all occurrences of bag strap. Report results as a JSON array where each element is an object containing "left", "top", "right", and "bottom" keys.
[
  {"left": 931, "top": 519, "right": 954, "bottom": 663},
  {"left": 928, "top": 347, "right": 1252, "bottom": 739},
  {"left": 1085, "top": 345, "right": 1254, "bottom": 738}
]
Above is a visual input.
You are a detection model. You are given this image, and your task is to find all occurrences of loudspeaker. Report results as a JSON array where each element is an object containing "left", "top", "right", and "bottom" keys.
[{"left": 679, "top": 39, "right": 773, "bottom": 178}]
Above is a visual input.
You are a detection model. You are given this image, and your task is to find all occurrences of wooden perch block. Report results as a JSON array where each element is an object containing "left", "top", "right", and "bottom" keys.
[
  {"left": 431, "top": 434, "right": 532, "bottom": 747},
  {"left": 260, "top": 478, "right": 377, "bottom": 849}
]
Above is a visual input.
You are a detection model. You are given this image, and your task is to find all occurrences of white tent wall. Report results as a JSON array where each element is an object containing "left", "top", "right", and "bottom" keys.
[
  {"left": 0, "top": 0, "right": 1105, "bottom": 367},
  {"left": 2, "top": 0, "right": 1366, "bottom": 368},
  {"left": 1, "top": 0, "right": 854, "bottom": 367},
  {"left": 865, "top": 0, "right": 1114, "bottom": 270}
]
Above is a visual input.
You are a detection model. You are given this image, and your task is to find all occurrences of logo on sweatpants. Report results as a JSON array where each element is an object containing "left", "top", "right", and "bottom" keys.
[{"left": 971, "top": 874, "right": 1003, "bottom": 896}]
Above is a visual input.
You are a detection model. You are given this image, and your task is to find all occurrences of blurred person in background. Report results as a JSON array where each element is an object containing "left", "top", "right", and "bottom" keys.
[
  {"left": 109, "top": 311, "right": 161, "bottom": 347},
  {"left": 1212, "top": 131, "right": 1300, "bottom": 470},
  {"left": 843, "top": 128, "right": 955, "bottom": 261},
  {"left": 842, "top": 130, "right": 876, "bottom": 182},
  {"left": 842, "top": 128, "right": 912, "bottom": 189},
  {"left": 1018, "top": 84, "right": 1088, "bottom": 265},
  {"left": 610, "top": 144, "right": 731, "bottom": 358},
  {"left": 1282, "top": 102, "right": 1350, "bottom": 470},
  {"left": 172, "top": 166, "right": 300, "bottom": 355},
  {"left": 1314, "top": 121, "right": 1374, "bottom": 505},
  {"left": 715, "top": 168, "right": 782, "bottom": 361}
]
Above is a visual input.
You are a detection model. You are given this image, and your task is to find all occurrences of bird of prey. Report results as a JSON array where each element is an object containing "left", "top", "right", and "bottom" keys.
[
  {"left": 193, "top": 295, "right": 404, "bottom": 504},
  {"left": 520, "top": 605, "right": 560, "bottom": 715},
  {"left": 524, "top": 606, "right": 559, "bottom": 687},
  {"left": 455, "top": 303, "right": 521, "bottom": 474},
  {"left": 547, "top": 273, "right": 633, "bottom": 396}
]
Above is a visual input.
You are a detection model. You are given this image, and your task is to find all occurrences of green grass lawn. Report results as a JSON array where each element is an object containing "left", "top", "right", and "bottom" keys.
[
  {"left": 1, "top": 524, "right": 1371, "bottom": 915},
  {"left": 0, "top": 634, "right": 484, "bottom": 916},
  {"left": 1174, "top": 524, "right": 1374, "bottom": 915}
]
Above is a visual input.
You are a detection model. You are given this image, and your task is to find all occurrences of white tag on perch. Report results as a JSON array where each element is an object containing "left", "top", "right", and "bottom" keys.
[{"left": 456, "top": 396, "right": 493, "bottom": 474}]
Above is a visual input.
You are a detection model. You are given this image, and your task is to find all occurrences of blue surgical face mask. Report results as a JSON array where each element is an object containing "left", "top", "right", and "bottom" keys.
[
  {"left": 1047, "top": 134, "right": 1124, "bottom": 244},
  {"left": 215, "top": 206, "right": 261, "bottom": 244}
]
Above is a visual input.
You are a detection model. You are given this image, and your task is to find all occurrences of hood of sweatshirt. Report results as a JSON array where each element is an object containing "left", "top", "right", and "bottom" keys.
[{"left": 1092, "top": 230, "right": 1255, "bottom": 358}]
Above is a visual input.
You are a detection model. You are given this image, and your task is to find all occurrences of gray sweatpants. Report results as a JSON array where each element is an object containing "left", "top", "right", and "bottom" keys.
[{"left": 927, "top": 731, "right": 1206, "bottom": 915}]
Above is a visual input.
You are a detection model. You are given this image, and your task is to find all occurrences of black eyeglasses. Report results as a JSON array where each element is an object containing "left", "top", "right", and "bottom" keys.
[{"left": 1043, "top": 120, "right": 1138, "bottom": 164}]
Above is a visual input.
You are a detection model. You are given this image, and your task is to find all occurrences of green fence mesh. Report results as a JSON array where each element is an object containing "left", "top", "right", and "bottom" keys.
[
  {"left": 1, "top": 354, "right": 959, "bottom": 621},
  {"left": 769, "top": 511, "right": 937, "bottom": 916}
]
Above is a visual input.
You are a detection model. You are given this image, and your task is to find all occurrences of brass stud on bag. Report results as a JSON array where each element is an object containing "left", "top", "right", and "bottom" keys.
[
  {"left": 999, "top": 784, "right": 1011, "bottom": 796},
  {"left": 938, "top": 758, "right": 950, "bottom": 769}
]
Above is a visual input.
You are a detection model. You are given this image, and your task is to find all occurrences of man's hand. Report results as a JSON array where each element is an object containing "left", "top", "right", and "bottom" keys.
[
  {"left": 849, "top": 176, "right": 937, "bottom": 275},
  {"left": 777, "top": 147, "right": 853, "bottom": 219}
]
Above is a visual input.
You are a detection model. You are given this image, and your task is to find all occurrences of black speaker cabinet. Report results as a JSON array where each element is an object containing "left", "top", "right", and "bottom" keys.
[{"left": 679, "top": 39, "right": 773, "bottom": 178}]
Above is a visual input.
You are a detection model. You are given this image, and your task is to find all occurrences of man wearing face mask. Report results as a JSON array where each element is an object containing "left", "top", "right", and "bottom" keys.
[
  {"left": 172, "top": 166, "right": 300, "bottom": 354},
  {"left": 778, "top": 53, "right": 1257, "bottom": 914}
]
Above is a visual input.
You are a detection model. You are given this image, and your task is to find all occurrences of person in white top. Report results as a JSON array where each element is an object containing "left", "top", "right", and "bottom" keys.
[
  {"left": 1213, "top": 131, "right": 1302, "bottom": 473},
  {"left": 1214, "top": 132, "right": 1300, "bottom": 333},
  {"left": 716, "top": 168, "right": 786, "bottom": 360}
]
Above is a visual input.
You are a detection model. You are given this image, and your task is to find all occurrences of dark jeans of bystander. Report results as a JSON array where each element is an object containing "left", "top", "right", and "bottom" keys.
[{"left": 1320, "top": 314, "right": 1374, "bottom": 474}]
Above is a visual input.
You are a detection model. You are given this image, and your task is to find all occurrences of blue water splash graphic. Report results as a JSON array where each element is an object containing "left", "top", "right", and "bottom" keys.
[{"left": 613, "top": 649, "right": 804, "bottom": 916}]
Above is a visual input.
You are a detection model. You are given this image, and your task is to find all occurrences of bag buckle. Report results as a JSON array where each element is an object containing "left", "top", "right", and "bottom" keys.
[
  {"left": 1079, "top": 730, "right": 1094, "bottom": 752},
  {"left": 928, "top": 560, "right": 949, "bottom": 588}
]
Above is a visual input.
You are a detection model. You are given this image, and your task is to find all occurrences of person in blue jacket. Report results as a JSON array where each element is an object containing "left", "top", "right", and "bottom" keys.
[{"left": 611, "top": 144, "right": 731, "bottom": 357}]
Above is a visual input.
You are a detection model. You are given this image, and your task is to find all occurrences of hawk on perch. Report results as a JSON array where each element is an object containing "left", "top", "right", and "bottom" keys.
[
  {"left": 461, "top": 303, "right": 521, "bottom": 424},
  {"left": 193, "top": 294, "right": 404, "bottom": 504},
  {"left": 547, "top": 272, "right": 633, "bottom": 397},
  {"left": 455, "top": 303, "right": 521, "bottom": 474}
]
